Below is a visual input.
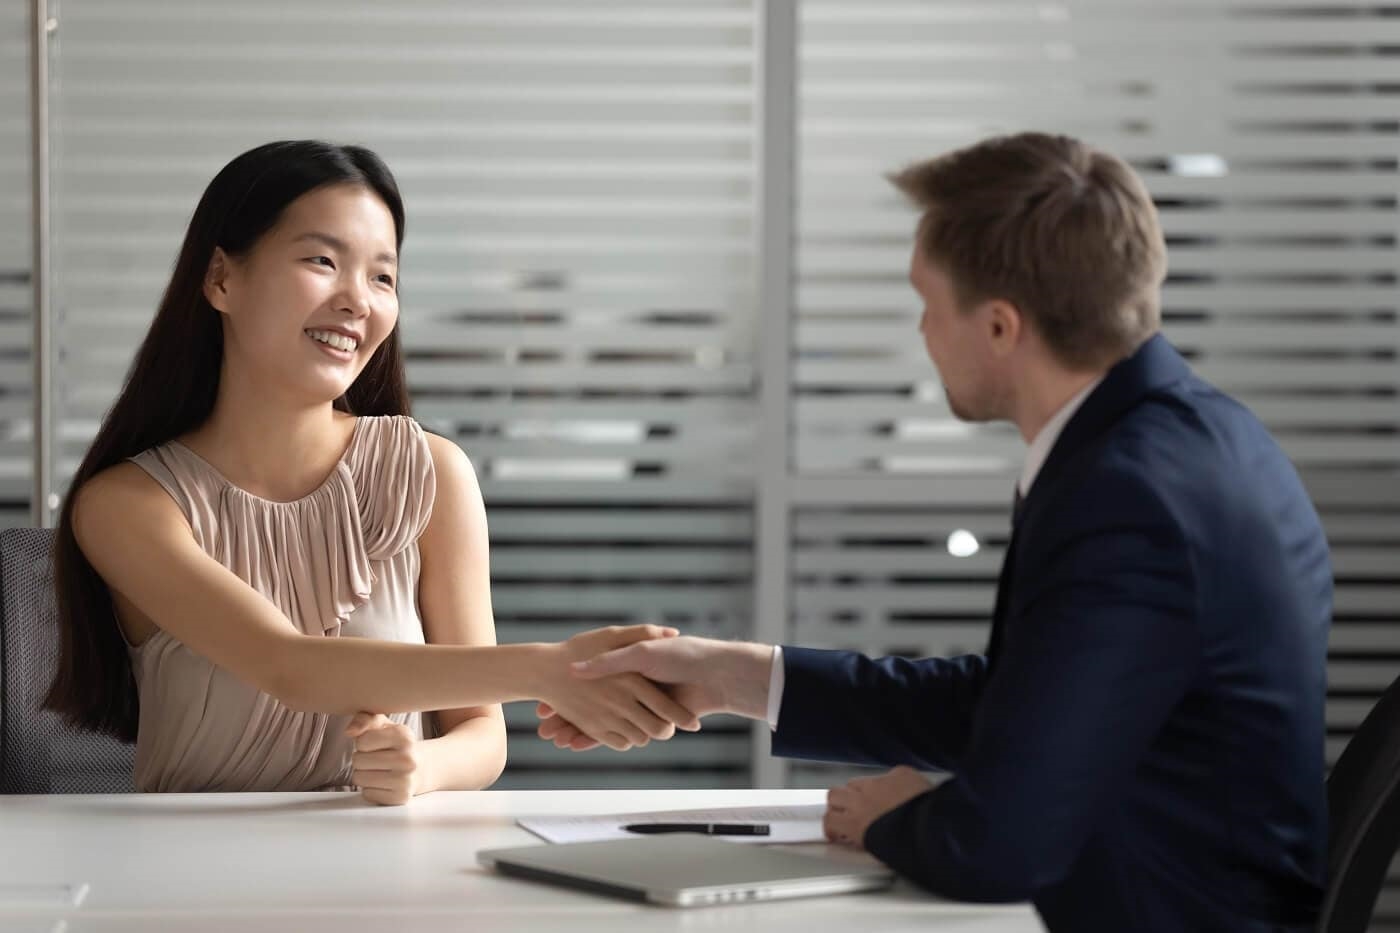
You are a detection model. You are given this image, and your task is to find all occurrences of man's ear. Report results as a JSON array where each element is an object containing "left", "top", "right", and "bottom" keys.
[
  {"left": 203, "top": 247, "right": 233, "bottom": 313},
  {"left": 982, "top": 299, "right": 1024, "bottom": 358}
]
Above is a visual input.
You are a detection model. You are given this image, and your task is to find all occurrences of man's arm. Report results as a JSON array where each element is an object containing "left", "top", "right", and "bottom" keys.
[
  {"left": 862, "top": 472, "right": 1198, "bottom": 901},
  {"left": 773, "top": 648, "right": 990, "bottom": 772},
  {"left": 538, "top": 637, "right": 991, "bottom": 772}
]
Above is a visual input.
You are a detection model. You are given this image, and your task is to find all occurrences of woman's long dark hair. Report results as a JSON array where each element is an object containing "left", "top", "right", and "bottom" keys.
[{"left": 44, "top": 140, "right": 411, "bottom": 740}]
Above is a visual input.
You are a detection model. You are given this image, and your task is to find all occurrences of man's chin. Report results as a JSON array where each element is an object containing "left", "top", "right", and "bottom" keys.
[
  {"left": 944, "top": 392, "right": 978, "bottom": 422},
  {"left": 945, "top": 399, "right": 998, "bottom": 425}
]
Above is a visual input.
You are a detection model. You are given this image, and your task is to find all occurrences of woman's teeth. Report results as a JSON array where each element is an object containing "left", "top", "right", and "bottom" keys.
[{"left": 306, "top": 329, "right": 358, "bottom": 352}]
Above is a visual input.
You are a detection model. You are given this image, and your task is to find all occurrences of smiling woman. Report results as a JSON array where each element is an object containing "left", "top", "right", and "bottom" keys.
[
  {"left": 200, "top": 183, "right": 401, "bottom": 422},
  {"left": 41, "top": 141, "right": 699, "bottom": 803}
]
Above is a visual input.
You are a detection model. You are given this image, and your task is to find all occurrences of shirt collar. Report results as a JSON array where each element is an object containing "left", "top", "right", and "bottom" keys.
[{"left": 1017, "top": 376, "right": 1104, "bottom": 497}]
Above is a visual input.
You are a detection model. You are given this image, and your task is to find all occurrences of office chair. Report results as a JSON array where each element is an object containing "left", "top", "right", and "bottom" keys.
[
  {"left": 1322, "top": 668, "right": 1400, "bottom": 932},
  {"left": 0, "top": 527, "right": 135, "bottom": 793}
]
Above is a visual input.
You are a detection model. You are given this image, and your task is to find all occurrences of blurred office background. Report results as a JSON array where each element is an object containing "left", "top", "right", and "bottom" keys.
[{"left": 3, "top": 0, "right": 1399, "bottom": 917}]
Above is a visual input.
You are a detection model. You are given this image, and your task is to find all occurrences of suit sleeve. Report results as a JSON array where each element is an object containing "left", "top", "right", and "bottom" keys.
[
  {"left": 772, "top": 648, "right": 990, "bottom": 773},
  {"left": 863, "top": 471, "right": 1198, "bottom": 901}
]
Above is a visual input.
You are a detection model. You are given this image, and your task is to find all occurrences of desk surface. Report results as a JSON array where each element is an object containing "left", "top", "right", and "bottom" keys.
[{"left": 0, "top": 789, "right": 1041, "bottom": 932}]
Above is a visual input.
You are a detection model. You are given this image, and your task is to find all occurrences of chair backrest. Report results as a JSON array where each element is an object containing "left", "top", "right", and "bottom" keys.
[
  {"left": 0, "top": 527, "right": 135, "bottom": 793},
  {"left": 1322, "top": 670, "right": 1400, "bottom": 932}
]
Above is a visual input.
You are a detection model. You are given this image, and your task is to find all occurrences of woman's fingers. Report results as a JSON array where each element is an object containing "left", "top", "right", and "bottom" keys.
[
  {"left": 345, "top": 712, "right": 391, "bottom": 737},
  {"left": 597, "top": 728, "right": 635, "bottom": 751},
  {"left": 609, "top": 624, "right": 679, "bottom": 645},
  {"left": 352, "top": 767, "right": 399, "bottom": 789},
  {"left": 352, "top": 748, "right": 414, "bottom": 772},
  {"left": 348, "top": 722, "right": 412, "bottom": 753},
  {"left": 570, "top": 642, "right": 645, "bottom": 680},
  {"left": 565, "top": 624, "right": 679, "bottom": 674},
  {"left": 541, "top": 719, "right": 574, "bottom": 745},
  {"left": 356, "top": 778, "right": 411, "bottom": 806},
  {"left": 539, "top": 717, "right": 600, "bottom": 751},
  {"left": 537, "top": 715, "right": 568, "bottom": 741}
]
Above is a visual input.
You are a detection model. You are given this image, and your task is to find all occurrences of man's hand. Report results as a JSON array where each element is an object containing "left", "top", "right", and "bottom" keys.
[
  {"left": 535, "top": 636, "right": 774, "bottom": 751},
  {"left": 530, "top": 625, "right": 702, "bottom": 751},
  {"left": 346, "top": 713, "right": 425, "bottom": 806},
  {"left": 823, "top": 765, "right": 933, "bottom": 848}
]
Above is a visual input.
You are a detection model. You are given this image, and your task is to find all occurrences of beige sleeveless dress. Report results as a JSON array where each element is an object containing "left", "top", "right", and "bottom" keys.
[{"left": 124, "top": 415, "right": 437, "bottom": 793}]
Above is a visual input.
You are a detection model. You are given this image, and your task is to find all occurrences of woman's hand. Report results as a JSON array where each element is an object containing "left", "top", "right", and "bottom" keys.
[
  {"left": 346, "top": 712, "right": 425, "bottom": 806},
  {"left": 531, "top": 625, "right": 702, "bottom": 751},
  {"left": 535, "top": 635, "right": 766, "bottom": 751}
]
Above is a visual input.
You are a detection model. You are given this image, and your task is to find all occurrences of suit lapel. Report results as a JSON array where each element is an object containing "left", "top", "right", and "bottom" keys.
[
  {"left": 986, "top": 511, "right": 1021, "bottom": 669},
  {"left": 984, "top": 334, "right": 1192, "bottom": 669},
  {"left": 1021, "top": 334, "right": 1191, "bottom": 521}
]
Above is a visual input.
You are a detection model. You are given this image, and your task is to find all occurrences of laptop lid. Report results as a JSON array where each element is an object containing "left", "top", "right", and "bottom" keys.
[{"left": 478, "top": 835, "right": 895, "bottom": 907}]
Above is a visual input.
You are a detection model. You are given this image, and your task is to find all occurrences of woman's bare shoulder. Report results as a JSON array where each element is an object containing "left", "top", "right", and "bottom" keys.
[{"left": 72, "top": 461, "right": 185, "bottom": 544}]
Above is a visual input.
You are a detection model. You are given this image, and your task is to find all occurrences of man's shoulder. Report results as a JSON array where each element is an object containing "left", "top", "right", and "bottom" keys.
[
  {"left": 1099, "top": 374, "right": 1273, "bottom": 475},
  {"left": 1037, "top": 376, "right": 1298, "bottom": 538}
]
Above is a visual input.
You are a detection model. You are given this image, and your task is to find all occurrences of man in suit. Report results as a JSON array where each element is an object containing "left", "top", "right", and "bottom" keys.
[{"left": 537, "top": 132, "right": 1332, "bottom": 932}]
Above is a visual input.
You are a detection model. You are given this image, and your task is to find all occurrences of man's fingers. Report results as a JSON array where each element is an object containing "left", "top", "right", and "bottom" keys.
[
  {"left": 633, "top": 678, "right": 701, "bottom": 732},
  {"left": 606, "top": 712, "right": 652, "bottom": 749},
  {"left": 535, "top": 702, "right": 556, "bottom": 719},
  {"left": 822, "top": 809, "right": 846, "bottom": 844},
  {"left": 606, "top": 687, "right": 672, "bottom": 742},
  {"left": 827, "top": 785, "right": 849, "bottom": 812},
  {"left": 623, "top": 680, "right": 679, "bottom": 740}
]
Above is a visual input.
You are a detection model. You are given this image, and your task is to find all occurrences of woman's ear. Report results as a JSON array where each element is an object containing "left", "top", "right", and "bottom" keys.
[{"left": 203, "top": 247, "right": 233, "bottom": 313}]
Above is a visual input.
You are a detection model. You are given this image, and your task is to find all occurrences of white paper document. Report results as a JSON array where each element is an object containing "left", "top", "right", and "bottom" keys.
[{"left": 517, "top": 804, "right": 827, "bottom": 845}]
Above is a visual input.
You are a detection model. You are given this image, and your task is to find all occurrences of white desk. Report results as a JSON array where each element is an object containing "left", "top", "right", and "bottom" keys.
[{"left": 0, "top": 789, "right": 1042, "bottom": 932}]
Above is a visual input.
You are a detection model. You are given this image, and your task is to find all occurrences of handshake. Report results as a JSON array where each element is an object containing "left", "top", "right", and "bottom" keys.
[{"left": 528, "top": 625, "right": 775, "bottom": 752}]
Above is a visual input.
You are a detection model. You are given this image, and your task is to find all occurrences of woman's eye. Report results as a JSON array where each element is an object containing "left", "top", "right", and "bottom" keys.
[
  {"left": 306, "top": 256, "right": 335, "bottom": 268},
  {"left": 376, "top": 274, "right": 395, "bottom": 287}
]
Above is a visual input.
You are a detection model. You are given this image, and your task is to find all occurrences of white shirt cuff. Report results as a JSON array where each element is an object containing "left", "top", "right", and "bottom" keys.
[{"left": 766, "top": 645, "right": 784, "bottom": 730}]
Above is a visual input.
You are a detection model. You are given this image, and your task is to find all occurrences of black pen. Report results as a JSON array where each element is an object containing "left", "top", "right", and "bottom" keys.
[{"left": 622, "top": 822, "right": 771, "bottom": 836}]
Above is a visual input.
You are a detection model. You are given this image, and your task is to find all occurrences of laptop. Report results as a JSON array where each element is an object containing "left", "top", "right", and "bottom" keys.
[{"left": 477, "top": 835, "right": 896, "bottom": 907}]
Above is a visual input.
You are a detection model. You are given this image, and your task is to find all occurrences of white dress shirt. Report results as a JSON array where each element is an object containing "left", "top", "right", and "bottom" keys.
[
  {"left": 1016, "top": 376, "right": 1102, "bottom": 498},
  {"left": 765, "top": 376, "right": 1104, "bottom": 729}
]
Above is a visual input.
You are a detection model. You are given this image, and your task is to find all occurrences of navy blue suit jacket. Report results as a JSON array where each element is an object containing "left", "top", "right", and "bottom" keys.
[{"left": 772, "top": 335, "right": 1331, "bottom": 932}]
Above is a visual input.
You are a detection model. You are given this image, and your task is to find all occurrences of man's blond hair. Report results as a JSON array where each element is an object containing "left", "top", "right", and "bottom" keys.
[{"left": 889, "top": 132, "right": 1167, "bottom": 369}]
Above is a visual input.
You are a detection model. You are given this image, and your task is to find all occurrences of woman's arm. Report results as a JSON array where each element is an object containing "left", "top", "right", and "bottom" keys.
[
  {"left": 73, "top": 463, "right": 696, "bottom": 748},
  {"left": 412, "top": 434, "right": 506, "bottom": 792}
]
